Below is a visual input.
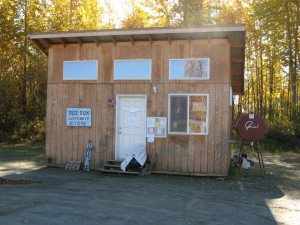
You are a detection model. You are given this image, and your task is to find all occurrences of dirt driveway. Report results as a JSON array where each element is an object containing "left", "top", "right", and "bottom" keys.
[{"left": 0, "top": 146, "right": 299, "bottom": 225}]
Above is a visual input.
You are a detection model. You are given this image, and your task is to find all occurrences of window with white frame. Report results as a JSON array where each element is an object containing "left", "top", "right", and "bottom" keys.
[
  {"left": 114, "top": 59, "right": 152, "bottom": 80},
  {"left": 169, "top": 58, "right": 210, "bottom": 80},
  {"left": 168, "top": 94, "right": 209, "bottom": 135},
  {"left": 63, "top": 60, "right": 98, "bottom": 80}
]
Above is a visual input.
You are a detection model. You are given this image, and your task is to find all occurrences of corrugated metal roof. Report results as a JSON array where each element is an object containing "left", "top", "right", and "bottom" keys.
[{"left": 30, "top": 25, "right": 245, "bottom": 94}]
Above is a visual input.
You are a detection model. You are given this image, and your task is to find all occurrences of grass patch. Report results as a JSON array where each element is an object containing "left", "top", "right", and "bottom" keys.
[
  {"left": 231, "top": 139, "right": 300, "bottom": 154},
  {"left": 227, "top": 165, "right": 265, "bottom": 180},
  {"left": 0, "top": 144, "right": 45, "bottom": 164},
  {"left": 226, "top": 166, "right": 243, "bottom": 180}
]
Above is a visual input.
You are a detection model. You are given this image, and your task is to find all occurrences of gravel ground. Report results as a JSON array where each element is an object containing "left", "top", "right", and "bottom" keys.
[{"left": 0, "top": 146, "right": 299, "bottom": 225}]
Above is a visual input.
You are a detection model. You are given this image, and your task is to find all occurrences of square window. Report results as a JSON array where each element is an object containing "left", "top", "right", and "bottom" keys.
[{"left": 168, "top": 94, "right": 209, "bottom": 135}]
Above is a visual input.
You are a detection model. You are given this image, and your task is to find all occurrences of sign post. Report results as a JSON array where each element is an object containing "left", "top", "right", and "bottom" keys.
[{"left": 237, "top": 114, "right": 266, "bottom": 174}]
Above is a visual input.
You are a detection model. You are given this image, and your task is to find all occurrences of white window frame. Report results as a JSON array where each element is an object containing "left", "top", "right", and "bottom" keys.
[
  {"left": 230, "top": 86, "right": 233, "bottom": 106},
  {"left": 114, "top": 59, "right": 152, "bottom": 80},
  {"left": 63, "top": 60, "right": 98, "bottom": 80},
  {"left": 168, "top": 94, "right": 209, "bottom": 135},
  {"left": 169, "top": 58, "right": 210, "bottom": 80}
]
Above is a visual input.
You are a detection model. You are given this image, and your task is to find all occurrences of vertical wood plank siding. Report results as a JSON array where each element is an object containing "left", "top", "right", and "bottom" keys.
[{"left": 46, "top": 39, "right": 231, "bottom": 175}]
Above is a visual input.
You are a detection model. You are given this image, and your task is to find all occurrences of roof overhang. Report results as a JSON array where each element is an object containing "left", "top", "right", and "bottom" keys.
[{"left": 30, "top": 25, "right": 246, "bottom": 94}]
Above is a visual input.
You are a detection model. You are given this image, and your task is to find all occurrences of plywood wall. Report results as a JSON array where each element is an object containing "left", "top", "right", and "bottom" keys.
[{"left": 46, "top": 39, "right": 232, "bottom": 176}]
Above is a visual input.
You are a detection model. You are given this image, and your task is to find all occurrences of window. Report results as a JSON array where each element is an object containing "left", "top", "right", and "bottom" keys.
[
  {"left": 114, "top": 59, "right": 151, "bottom": 80},
  {"left": 63, "top": 60, "right": 98, "bottom": 80},
  {"left": 168, "top": 94, "right": 209, "bottom": 135},
  {"left": 169, "top": 58, "right": 210, "bottom": 80}
]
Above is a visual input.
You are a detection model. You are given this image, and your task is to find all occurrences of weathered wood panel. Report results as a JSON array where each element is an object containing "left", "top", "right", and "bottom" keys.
[
  {"left": 89, "top": 84, "right": 97, "bottom": 167},
  {"left": 47, "top": 48, "right": 54, "bottom": 84},
  {"left": 78, "top": 84, "right": 89, "bottom": 163},
  {"left": 161, "top": 43, "right": 170, "bottom": 84},
  {"left": 151, "top": 45, "right": 163, "bottom": 83},
  {"left": 71, "top": 84, "right": 80, "bottom": 162},
  {"left": 101, "top": 84, "right": 109, "bottom": 163},
  {"left": 95, "top": 85, "right": 104, "bottom": 166},
  {"left": 221, "top": 84, "right": 231, "bottom": 175},
  {"left": 55, "top": 84, "right": 64, "bottom": 165},
  {"left": 46, "top": 84, "right": 53, "bottom": 164},
  {"left": 49, "top": 84, "right": 58, "bottom": 164},
  {"left": 199, "top": 136, "right": 208, "bottom": 173},
  {"left": 115, "top": 44, "right": 152, "bottom": 59},
  {"left": 45, "top": 39, "right": 232, "bottom": 175},
  {"left": 207, "top": 84, "right": 216, "bottom": 174},
  {"left": 103, "top": 84, "right": 114, "bottom": 161},
  {"left": 101, "top": 45, "right": 114, "bottom": 84},
  {"left": 161, "top": 83, "right": 170, "bottom": 171},
  {"left": 65, "top": 84, "right": 74, "bottom": 163},
  {"left": 212, "top": 40, "right": 230, "bottom": 84},
  {"left": 61, "top": 84, "right": 69, "bottom": 164},
  {"left": 191, "top": 40, "right": 209, "bottom": 58},
  {"left": 51, "top": 47, "right": 64, "bottom": 84},
  {"left": 214, "top": 84, "right": 223, "bottom": 174}
]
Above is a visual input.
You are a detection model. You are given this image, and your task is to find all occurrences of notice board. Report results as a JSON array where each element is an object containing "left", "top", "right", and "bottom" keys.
[{"left": 147, "top": 117, "right": 167, "bottom": 138}]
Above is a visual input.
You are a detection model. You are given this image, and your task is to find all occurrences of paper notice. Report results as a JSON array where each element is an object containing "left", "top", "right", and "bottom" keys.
[
  {"left": 147, "top": 118, "right": 155, "bottom": 128},
  {"left": 147, "top": 133, "right": 154, "bottom": 138},
  {"left": 128, "top": 116, "right": 136, "bottom": 127},
  {"left": 147, "top": 136, "right": 155, "bottom": 143}
]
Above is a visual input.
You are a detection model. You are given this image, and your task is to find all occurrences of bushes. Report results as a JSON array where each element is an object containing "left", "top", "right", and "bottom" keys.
[
  {"left": 263, "top": 118, "right": 300, "bottom": 151},
  {"left": 0, "top": 117, "right": 46, "bottom": 144}
]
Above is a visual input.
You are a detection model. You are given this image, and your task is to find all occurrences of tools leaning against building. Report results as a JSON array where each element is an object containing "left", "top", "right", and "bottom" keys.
[{"left": 83, "top": 140, "right": 94, "bottom": 172}]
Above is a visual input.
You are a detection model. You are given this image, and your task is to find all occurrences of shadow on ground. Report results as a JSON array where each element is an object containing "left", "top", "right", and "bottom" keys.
[{"left": 1, "top": 145, "right": 299, "bottom": 225}]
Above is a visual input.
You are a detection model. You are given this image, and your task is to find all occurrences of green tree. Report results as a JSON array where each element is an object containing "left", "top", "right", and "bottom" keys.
[
  {"left": 47, "top": 0, "right": 103, "bottom": 31},
  {"left": 121, "top": 0, "right": 150, "bottom": 28},
  {"left": 0, "top": 0, "right": 105, "bottom": 142},
  {"left": 140, "top": 0, "right": 179, "bottom": 27}
]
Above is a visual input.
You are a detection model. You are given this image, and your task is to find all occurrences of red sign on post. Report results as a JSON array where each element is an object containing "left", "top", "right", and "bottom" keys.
[{"left": 237, "top": 114, "right": 266, "bottom": 141}]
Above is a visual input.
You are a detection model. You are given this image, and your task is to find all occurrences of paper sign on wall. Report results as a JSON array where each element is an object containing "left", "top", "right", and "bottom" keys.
[
  {"left": 146, "top": 117, "right": 167, "bottom": 138},
  {"left": 147, "top": 133, "right": 155, "bottom": 143},
  {"left": 128, "top": 115, "right": 136, "bottom": 127}
]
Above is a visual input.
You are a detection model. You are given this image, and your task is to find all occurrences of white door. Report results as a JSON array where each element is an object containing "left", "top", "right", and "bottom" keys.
[{"left": 115, "top": 95, "right": 147, "bottom": 159}]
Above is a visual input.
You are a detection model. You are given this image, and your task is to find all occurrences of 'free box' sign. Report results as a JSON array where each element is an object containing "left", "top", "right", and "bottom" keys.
[{"left": 66, "top": 108, "right": 92, "bottom": 127}]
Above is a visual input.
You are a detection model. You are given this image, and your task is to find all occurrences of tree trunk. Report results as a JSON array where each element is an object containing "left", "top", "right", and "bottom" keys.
[
  {"left": 285, "top": 0, "right": 297, "bottom": 119},
  {"left": 269, "top": 51, "right": 274, "bottom": 121},
  {"left": 259, "top": 40, "right": 264, "bottom": 117},
  {"left": 22, "top": 0, "right": 28, "bottom": 115}
]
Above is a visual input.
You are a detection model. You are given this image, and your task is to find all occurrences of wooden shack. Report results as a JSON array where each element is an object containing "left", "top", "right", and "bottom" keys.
[{"left": 30, "top": 25, "right": 245, "bottom": 176}]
